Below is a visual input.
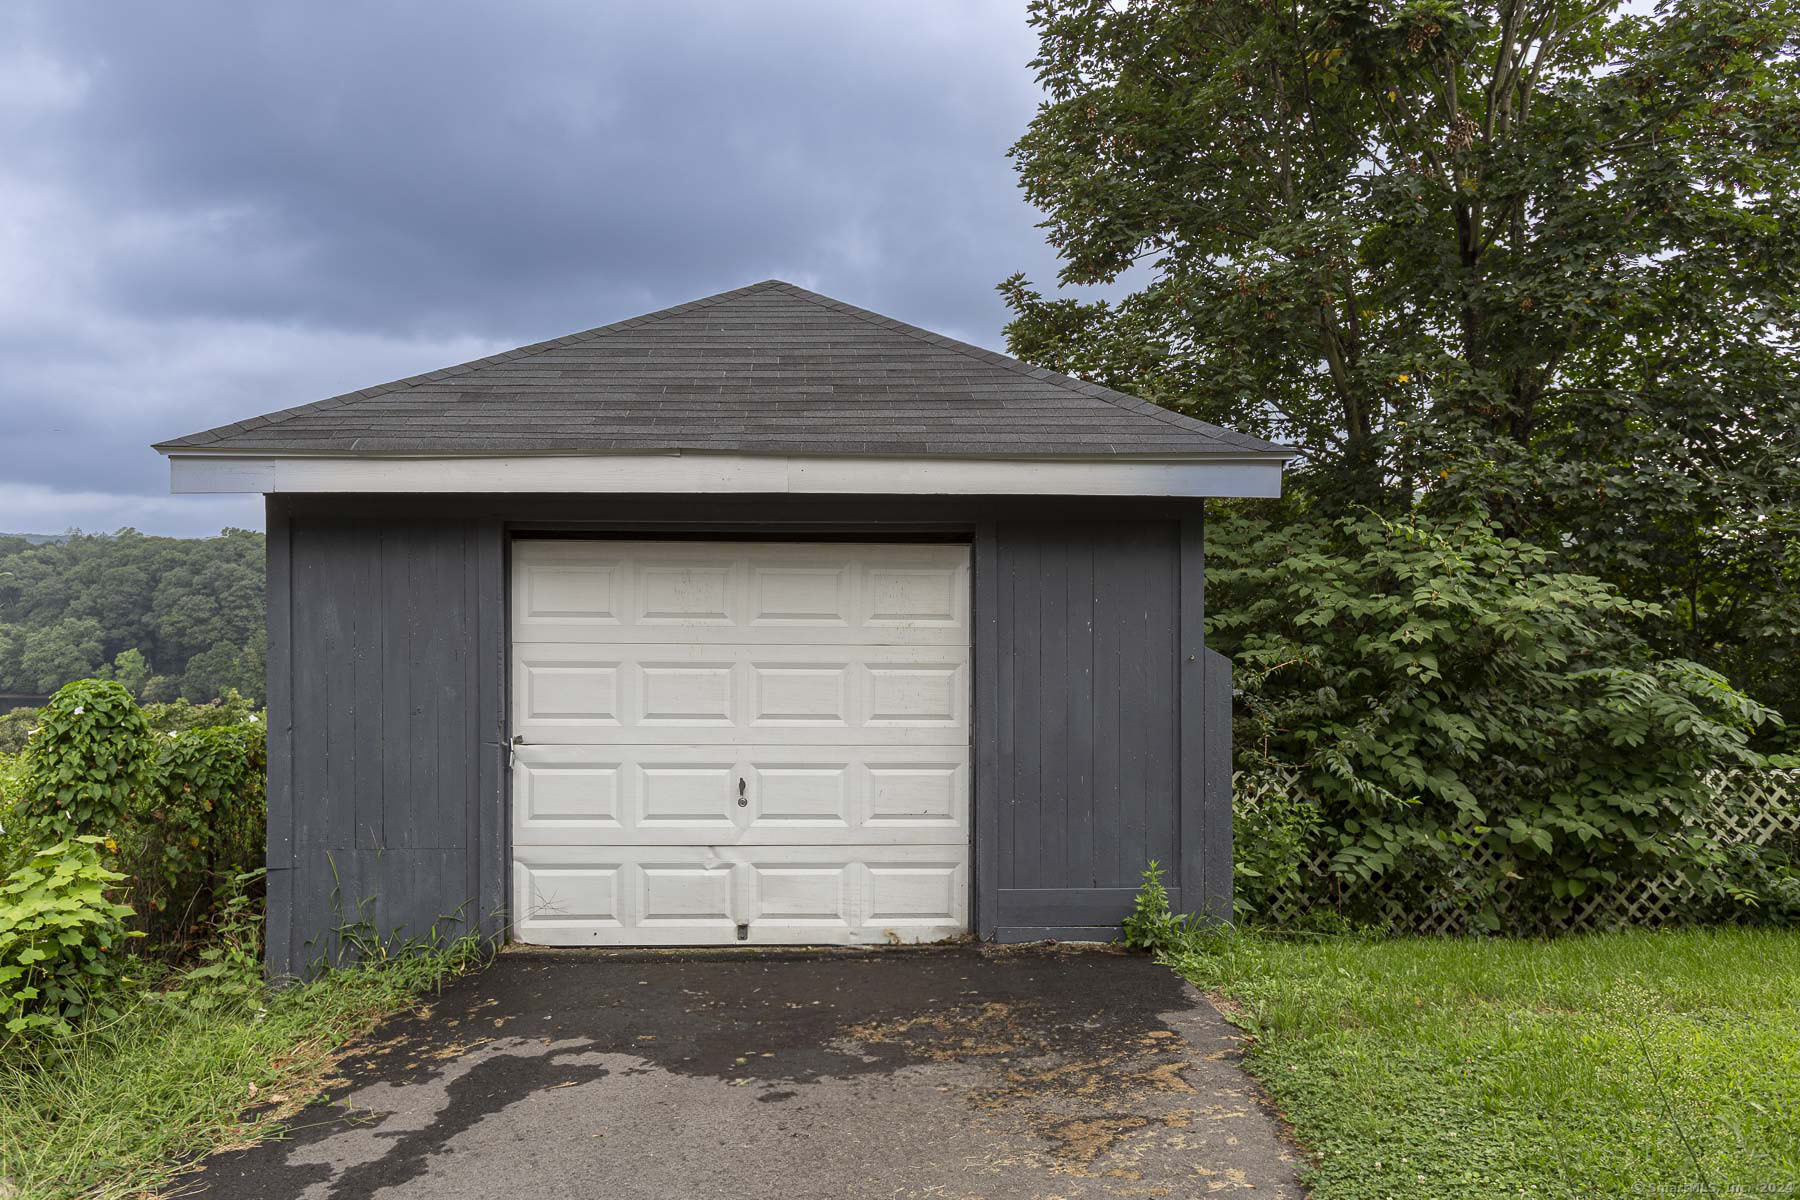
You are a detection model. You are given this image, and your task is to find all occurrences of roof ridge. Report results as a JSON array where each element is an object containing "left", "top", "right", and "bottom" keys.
[
  {"left": 762, "top": 282, "right": 1284, "bottom": 454},
  {"left": 154, "top": 280, "right": 790, "bottom": 450}
]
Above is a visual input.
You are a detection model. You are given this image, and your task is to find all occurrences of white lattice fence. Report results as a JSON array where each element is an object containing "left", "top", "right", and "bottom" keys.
[{"left": 1234, "top": 766, "right": 1800, "bottom": 934}]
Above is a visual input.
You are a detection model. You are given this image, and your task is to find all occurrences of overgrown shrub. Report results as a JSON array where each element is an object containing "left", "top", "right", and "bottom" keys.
[
  {"left": 0, "top": 837, "right": 142, "bottom": 1039},
  {"left": 1209, "top": 507, "right": 1780, "bottom": 931},
  {"left": 138, "top": 725, "right": 266, "bottom": 943},
  {"left": 0, "top": 690, "right": 261, "bottom": 754},
  {"left": 139, "top": 691, "right": 260, "bottom": 737},
  {"left": 3, "top": 681, "right": 266, "bottom": 957},
  {"left": 150, "top": 878, "right": 266, "bottom": 1016},
  {"left": 18, "top": 680, "right": 152, "bottom": 843}
]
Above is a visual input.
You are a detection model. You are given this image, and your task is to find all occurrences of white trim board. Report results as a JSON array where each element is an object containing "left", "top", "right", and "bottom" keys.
[{"left": 165, "top": 452, "right": 1287, "bottom": 498}]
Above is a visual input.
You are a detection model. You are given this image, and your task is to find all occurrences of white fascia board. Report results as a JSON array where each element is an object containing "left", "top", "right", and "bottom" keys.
[{"left": 166, "top": 452, "right": 1287, "bottom": 498}]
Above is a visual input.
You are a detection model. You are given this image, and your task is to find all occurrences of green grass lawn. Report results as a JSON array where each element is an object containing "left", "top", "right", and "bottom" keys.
[
  {"left": 1173, "top": 928, "right": 1800, "bottom": 1197},
  {"left": 0, "top": 942, "right": 483, "bottom": 1200}
]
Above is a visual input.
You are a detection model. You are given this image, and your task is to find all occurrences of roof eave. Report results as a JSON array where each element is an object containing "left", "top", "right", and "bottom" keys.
[{"left": 162, "top": 449, "right": 1290, "bottom": 500}]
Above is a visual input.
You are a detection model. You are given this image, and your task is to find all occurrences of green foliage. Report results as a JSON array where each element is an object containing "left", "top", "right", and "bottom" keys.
[
  {"left": 0, "top": 752, "right": 27, "bottom": 875},
  {"left": 1233, "top": 786, "right": 1324, "bottom": 923},
  {"left": 2, "top": 682, "right": 265, "bottom": 952},
  {"left": 0, "top": 707, "right": 37, "bottom": 756},
  {"left": 1003, "top": 0, "right": 1800, "bottom": 733},
  {"left": 141, "top": 690, "right": 261, "bottom": 736},
  {"left": 0, "top": 838, "right": 142, "bottom": 1040},
  {"left": 150, "top": 879, "right": 267, "bottom": 1017},
  {"left": 1208, "top": 506, "right": 1779, "bottom": 928},
  {"left": 0, "top": 528, "right": 265, "bottom": 707},
  {"left": 108, "top": 649, "right": 150, "bottom": 699},
  {"left": 19, "top": 681, "right": 153, "bottom": 843},
  {"left": 139, "top": 725, "right": 267, "bottom": 943},
  {"left": 0, "top": 934, "right": 487, "bottom": 1198},
  {"left": 3, "top": 619, "right": 107, "bottom": 695},
  {"left": 0, "top": 689, "right": 261, "bottom": 755},
  {"left": 1122, "top": 861, "right": 1200, "bottom": 953}
]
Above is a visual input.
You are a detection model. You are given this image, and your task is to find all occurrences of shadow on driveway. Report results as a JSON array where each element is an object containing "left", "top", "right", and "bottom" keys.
[{"left": 179, "top": 944, "right": 1305, "bottom": 1199}]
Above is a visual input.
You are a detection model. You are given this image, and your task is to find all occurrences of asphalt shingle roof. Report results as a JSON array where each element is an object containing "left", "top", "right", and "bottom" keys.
[{"left": 155, "top": 280, "right": 1288, "bottom": 458}]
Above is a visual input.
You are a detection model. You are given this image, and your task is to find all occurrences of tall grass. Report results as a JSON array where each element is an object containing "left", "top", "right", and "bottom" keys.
[{"left": 0, "top": 937, "right": 486, "bottom": 1199}]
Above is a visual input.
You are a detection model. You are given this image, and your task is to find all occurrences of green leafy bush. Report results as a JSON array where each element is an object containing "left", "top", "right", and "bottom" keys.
[
  {"left": 1209, "top": 507, "right": 1779, "bottom": 930},
  {"left": 0, "top": 690, "right": 262, "bottom": 755},
  {"left": 18, "top": 680, "right": 152, "bottom": 843},
  {"left": 139, "top": 690, "right": 260, "bottom": 737},
  {"left": 4, "top": 681, "right": 266, "bottom": 957},
  {"left": 150, "top": 877, "right": 266, "bottom": 1016},
  {"left": 1233, "top": 785, "right": 1323, "bottom": 923},
  {"left": 0, "top": 752, "right": 26, "bottom": 873},
  {"left": 0, "top": 708, "right": 38, "bottom": 756},
  {"left": 0, "top": 837, "right": 142, "bottom": 1039},
  {"left": 139, "top": 725, "right": 266, "bottom": 942}
]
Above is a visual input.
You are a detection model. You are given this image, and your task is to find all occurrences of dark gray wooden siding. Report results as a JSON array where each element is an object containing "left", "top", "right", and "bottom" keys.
[
  {"left": 981, "top": 518, "right": 1226, "bottom": 940},
  {"left": 265, "top": 495, "right": 1227, "bottom": 976},
  {"left": 266, "top": 502, "right": 506, "bottom": 979}
]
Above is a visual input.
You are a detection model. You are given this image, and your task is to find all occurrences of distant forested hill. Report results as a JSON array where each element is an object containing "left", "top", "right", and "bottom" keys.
[{"left": 0, "top": 529, "right": 264, "bottom": 704}]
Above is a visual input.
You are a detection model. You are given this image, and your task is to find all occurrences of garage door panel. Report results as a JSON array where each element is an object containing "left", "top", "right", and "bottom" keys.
[
  {"left": 514, "top": 862, "right": 625, "bottom": 933},
  {"left": 513, "top": 745, "right": 967, "bottom": 845},
  {"left": 638, "top": 862, "right": 736, "bottom": 929},
  {"left": 512, "top": 846, "right": 967, "bottom": 946},
  {"left": 518, "top": 661, "right": 623, "bottom": 726},
  {"left": 867, "top": 862, "right": 964, "bottom": 924},
  {"left": 638, "top": 663, "right": 735, "bottom": 725},
  {"left": 639, "top": 763, "right": 738, "bottom": 828},
  {"left": 511, "top": 539, "right": 970, "bottom": 947},
  {"left": 751, "top": 564, "right": 851, "bottom": 628},
  {"left": 866, "top": 663, "right": 964, "bottom": 726},
  {"left": 512, "top": 645, "right": 968, "bottom": 744},
  {"left": 865, "top": 564, "right": 963, "bottom": 628},
  {"left": 751, "top": 763, "right": 852, "bottom": 827},
  {"left": 750, "top": 663, "right": 851, "bottom": 726},
  {"left": 514, "top": 540, "right": 968, "bottom": 645}
]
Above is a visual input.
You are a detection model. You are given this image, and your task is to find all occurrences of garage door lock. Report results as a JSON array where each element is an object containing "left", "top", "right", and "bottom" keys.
[
  {"left": 737, "top": 777, "right": 748, "bottom": 807},
  {"left": 736, "top": 922, "right": 749, "bottom": 941}
]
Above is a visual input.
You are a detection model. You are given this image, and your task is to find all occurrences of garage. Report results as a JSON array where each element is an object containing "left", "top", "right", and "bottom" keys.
[
  {"left": 510, "top": 539, "right": 972, "bottom": 945},
  {"left": 154, "top": 278, "right": 1289, "bottom": 977}
]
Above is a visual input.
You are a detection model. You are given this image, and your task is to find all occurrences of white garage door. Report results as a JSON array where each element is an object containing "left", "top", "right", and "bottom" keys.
[{"left": 509, "top": 539, "right": 971, "bottom": 946}]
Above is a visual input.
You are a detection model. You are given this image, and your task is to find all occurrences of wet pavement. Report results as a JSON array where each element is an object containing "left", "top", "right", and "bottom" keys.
[{"left": 178, "top": 944, "right": 1306, "bottom": 1199}]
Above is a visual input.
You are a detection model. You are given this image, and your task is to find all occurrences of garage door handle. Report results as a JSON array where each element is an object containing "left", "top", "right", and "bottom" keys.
[{"left": 738, "top": 777, "right": 748, "bottom": 807}]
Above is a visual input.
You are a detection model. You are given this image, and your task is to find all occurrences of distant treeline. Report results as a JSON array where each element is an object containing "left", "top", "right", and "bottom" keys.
[{"left": 0, "top": 530, "right": 264, "bottom": 705}]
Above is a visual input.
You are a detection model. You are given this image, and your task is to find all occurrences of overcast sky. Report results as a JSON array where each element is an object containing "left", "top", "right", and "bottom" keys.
[{"left": 0, "top": 3, "right": 1104, "bottom": 538}]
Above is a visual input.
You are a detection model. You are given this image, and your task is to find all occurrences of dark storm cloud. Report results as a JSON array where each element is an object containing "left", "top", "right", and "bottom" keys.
[{"left": 0, "top": 2, "right": 1086, "bottom": 536}]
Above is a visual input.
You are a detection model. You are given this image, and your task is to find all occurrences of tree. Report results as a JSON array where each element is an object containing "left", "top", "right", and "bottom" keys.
[
  {"left": 17, "top": 619, "right": 106, "bottom": 695},
  {"left": 1003, "top": 0, "right": 1800, "bottom": 726},
  {"left": 0, "top": 530, "right": 266, "bottom": 704},
  {"left": 107, "top": 649, "right": 151, "bottom": 699},
  {"left": 1208, "top": 507, "right": 1776, "bottom": 924}
]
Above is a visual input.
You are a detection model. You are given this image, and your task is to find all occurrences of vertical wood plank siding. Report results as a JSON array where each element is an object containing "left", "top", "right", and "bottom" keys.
[
  {"left": 989, "top": 519, "right": 1223, "bottom": 940},
  {"left": 267, "top": 499, "right": 504, "bottom": 979},
  {"left": 263, "top": 495, "right": 1228, "bottom": 975}
]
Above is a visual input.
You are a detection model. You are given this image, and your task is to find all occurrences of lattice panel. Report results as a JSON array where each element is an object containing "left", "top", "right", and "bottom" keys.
[{"left": 1235, "top": 767, "right": 1800, "bottom": 935}]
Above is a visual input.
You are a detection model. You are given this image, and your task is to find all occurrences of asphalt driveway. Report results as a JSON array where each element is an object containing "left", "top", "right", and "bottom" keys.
[{"left": 180, "top": 945, "right": 1305, "bottom": 1199}]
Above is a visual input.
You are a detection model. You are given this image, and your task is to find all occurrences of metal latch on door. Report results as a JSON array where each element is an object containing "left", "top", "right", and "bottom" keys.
[{"left": 738, "top": 777, "right": 747, "bottom": 807}]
